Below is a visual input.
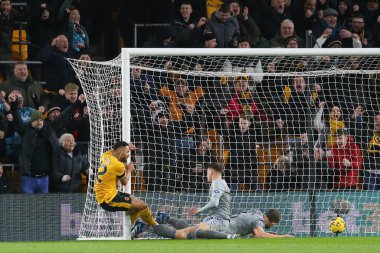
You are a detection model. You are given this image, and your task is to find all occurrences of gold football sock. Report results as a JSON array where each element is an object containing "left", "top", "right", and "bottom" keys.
[
  {"left": 130, "top": 209, "right": 140, "bottom": 226},
  {"left": 139, "top": 207, "right": 158, "bottom": 226}
]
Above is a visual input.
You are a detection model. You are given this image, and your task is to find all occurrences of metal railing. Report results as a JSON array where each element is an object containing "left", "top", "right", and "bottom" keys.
[
  {"left": 133, "top": 23, "right": 171, "bottom": 48},
  {"left": 2, "top": 163, "right": 18, "bottom": 182}
]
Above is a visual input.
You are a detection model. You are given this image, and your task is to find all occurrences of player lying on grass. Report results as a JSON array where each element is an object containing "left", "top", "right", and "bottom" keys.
[
  {"left": 135, "top": 208, "right": 293, "bottom": 239},
  {"left": 187, "top": 162, "right": 233, "bottom": 238},
  {"left": 133, "top": 163, "right": 237, "bottom": 239}
]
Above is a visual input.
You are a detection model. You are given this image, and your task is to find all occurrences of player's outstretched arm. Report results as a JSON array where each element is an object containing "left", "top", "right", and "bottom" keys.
[
  {"left": 189, "top": 195, "right": 220, "bottom": 214},
  {"left": 253, "top": 227, "right": 293, "bottom": 238}
]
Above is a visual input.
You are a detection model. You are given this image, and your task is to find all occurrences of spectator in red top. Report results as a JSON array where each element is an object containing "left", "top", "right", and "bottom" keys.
[
  {"left": 221, "top": 75, "right": 266, "bottom": 126},
  {"left": 328, "top": 128, "right": 363, "bottom": 190}
]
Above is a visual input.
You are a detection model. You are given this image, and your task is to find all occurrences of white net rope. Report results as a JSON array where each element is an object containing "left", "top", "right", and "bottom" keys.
[
  {"left": 69, "top": 52, "right": 380, "bottom": 238},
  {"left": 68, "top": 55, "right": 125, "bottom": 239}
]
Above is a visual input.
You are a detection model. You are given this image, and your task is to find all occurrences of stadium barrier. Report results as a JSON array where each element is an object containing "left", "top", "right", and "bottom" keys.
[{"left": 1, "top": 191, "right": 380, "bottom": 241}]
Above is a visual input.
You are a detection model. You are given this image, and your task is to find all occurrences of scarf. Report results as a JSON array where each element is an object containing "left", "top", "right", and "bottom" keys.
[
  {"left": 328, "top": 119, "right": 345, "bottom": 148},
  {"left": 321, "top": 20, "right": 338, "bottom": 39},
  {"left": 368, "top": 131, "right": 380, "bottom": 154}
]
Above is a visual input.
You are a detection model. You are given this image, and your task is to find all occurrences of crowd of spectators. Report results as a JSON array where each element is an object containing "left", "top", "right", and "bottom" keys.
[
  {"left": 0, "top": 62, "right": 89, "bottom": 194},
  {"left": 0, "top": 0, "right": 379, "bottom": 194},
  {"left": 130, "top": 53, "right": 380, "bottom": 192},
  {"left": 139, "top": 0, "right": 380, "bottom": 49}
]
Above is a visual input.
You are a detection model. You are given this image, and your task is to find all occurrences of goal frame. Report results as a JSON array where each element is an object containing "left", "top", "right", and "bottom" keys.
[{"left": 74, "top": 48, "right": 380, "bottom": 240}]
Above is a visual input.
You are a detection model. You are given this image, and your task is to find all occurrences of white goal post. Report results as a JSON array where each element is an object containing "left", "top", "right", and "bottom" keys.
[{"left": 68, "top": 48, "right": 380, "bottom": 240}]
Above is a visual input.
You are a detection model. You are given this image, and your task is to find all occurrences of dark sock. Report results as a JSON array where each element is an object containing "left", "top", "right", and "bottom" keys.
[
  {"left": 187, "top": 231, "right": 196, "bottom": 239},
  {"left": 195, "top": 229, "right": 228, "bottom": 239},
  {"left": 152, "top": 224, "right": 176, "bottom": 239},
  {"left": 168, "top": 217, "right": 191, "bottom": 229}
]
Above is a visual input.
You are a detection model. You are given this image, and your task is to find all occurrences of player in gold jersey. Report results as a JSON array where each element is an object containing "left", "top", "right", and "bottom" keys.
[{"left": 94, "top": 141, "right": 158, "bottom": 229}]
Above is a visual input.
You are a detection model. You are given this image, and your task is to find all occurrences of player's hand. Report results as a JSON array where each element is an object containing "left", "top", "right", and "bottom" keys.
[
  {"left": 189, "top": 207, "right": 199, "bottom": 215},
  {"left": 128, "top": 143, "right": 137, "bottom": 151},
  {"left": 281, "top": 234, "right": 294, "bottom": 238},
  {"left": 59, "top": 89, "right": 65, "bottom": 96},
  {"left": 38, "top": 106, "right": 45, "bottom": 113},
  {"left": 126, "top": 162, "right": 135, "bottom": 172}
]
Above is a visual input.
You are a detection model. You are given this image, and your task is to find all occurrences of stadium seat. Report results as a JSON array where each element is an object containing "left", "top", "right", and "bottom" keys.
[{"left": 12, "top": 29, "right": 28, "bottom": 61}]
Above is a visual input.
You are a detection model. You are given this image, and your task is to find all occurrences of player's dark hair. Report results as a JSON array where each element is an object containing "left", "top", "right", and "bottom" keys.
[
  {"left": 208, "top": 163, "right": 223, "bottom": 173},
  {"left": 266, "top": 209, "right": 281, "bottom": 223},
  {"left": 112, "top": 141, "right": 128, "bottom": 150}
]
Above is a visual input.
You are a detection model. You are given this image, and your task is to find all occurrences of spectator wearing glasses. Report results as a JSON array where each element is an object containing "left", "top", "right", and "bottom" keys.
[{"left": 348, "top": 13, "right": 375, "bottom": 47}]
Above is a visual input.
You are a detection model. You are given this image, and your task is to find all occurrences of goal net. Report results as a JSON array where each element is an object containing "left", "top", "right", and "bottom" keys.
[{"left": 69, "top": 48, "right": 380, "bottom": 239}]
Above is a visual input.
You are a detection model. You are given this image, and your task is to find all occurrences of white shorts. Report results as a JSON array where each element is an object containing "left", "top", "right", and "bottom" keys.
[{"left": 201, "top": 215, "right": 229, "bottom": 232}]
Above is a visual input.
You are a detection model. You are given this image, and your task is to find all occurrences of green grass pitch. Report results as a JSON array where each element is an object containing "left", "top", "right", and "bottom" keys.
[{"left": 1, "top": 237, "right": 380, "bottom": 253}]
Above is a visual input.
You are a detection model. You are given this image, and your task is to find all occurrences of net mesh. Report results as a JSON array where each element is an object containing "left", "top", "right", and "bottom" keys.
[{"left": 69, "top": 51, "right": 380, "bottom": 239}]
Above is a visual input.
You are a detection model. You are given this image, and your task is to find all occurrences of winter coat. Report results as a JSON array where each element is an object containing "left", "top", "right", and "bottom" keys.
[
  {"left": 270, "top": 31, "right": 304, "bottom": 48},
  {"left": 57, "top": 0, "right": 89, "bottom": 53},
  {"left": 328, "top": 135, "right": 362, "bottom": 188},
  {"left": 52, "top": 147, "right": 89, "bottom": 192},
  {"left": 11, "top": 108, "right": 60, "bottom": 177},
  {"left": 37, "top": 44, "right": 76, "bottom": 91},
  {"left": 224, "top": 90, "right": 267, "bottom": 124},
  {"left": 0, "top": 75, "right": 50, "bottom": 110},
  {"left": 204, "top": 11, "right": 240, "bottom": 48}
]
